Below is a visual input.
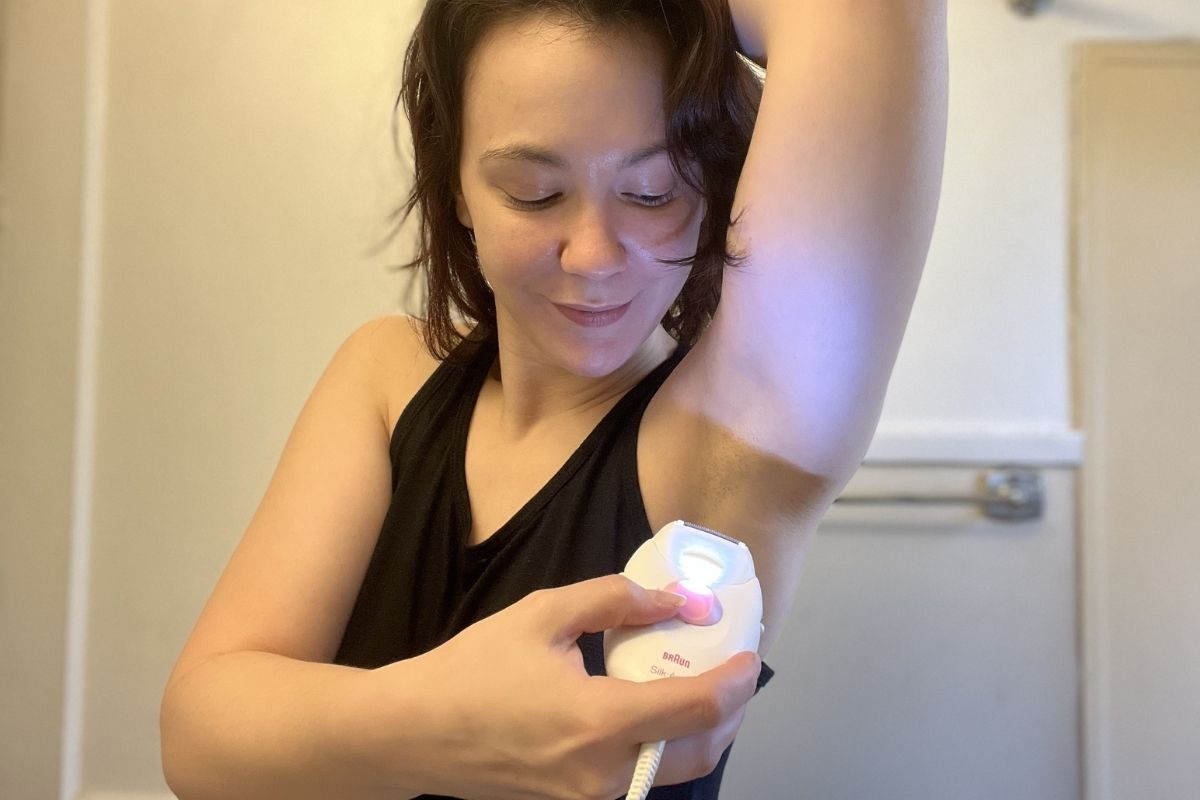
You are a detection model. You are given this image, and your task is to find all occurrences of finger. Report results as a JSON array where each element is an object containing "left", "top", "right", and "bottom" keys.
[
  {"left": 530, "top": 574, "right": 686, "bottom": 646},
  {"left": 600, "top": 650, "right": 762, "bottom": 744}
]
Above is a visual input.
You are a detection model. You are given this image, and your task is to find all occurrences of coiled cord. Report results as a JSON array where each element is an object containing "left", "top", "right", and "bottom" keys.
[{"left": 624, "top": 739, "right": 666, "bottom": 800}]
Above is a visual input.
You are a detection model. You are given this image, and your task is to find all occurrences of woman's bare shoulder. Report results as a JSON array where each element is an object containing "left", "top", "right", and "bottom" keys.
[{"left": 356, "top": 314, "right": 474, "bottom": 436}]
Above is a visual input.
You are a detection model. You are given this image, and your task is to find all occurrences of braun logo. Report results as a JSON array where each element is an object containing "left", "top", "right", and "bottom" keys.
[{"left": 662, "top": 651, "right": 691, "bottom": 669}]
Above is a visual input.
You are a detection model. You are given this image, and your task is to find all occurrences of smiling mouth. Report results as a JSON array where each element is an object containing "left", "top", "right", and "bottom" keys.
[{"left": 553, "top": 301, "right": 632, "bottom": 327}]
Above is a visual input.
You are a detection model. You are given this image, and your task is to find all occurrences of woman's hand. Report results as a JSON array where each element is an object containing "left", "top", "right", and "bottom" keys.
[{"left": 370, "top": 574, "right": 762, "bottom": 800}]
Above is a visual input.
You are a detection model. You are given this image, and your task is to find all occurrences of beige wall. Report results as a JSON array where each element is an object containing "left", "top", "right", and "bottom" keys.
[
  {"left": 85, "top": 0, "right": 421, "bottom": 792},
  {"left": 0, "top": 1, "right": 87, "bottom": 798},
  {"left": 2, "top": 1, "right": 422, "bottom": 797}
]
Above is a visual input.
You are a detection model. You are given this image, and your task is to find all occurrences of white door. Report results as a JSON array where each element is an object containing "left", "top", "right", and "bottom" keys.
[
  {"left": 723, "top": 464, "right": 1081, "bottom": 800},
  {"left": 1074, "top": 41, "right": 1200, "bottom": 800}
]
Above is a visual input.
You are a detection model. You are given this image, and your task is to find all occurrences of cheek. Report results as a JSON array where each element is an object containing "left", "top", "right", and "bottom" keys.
[
  {"left": 627, "top": 195, "right": 706, "bottom": 256},
  {"left": 477, "top": 221, "right": 556, "bottom": 278}
]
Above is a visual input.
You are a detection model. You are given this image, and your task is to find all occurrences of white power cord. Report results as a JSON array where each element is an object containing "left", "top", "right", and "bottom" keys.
[{"left": 624, "top": 739, "right": 666, "bottom": 800}]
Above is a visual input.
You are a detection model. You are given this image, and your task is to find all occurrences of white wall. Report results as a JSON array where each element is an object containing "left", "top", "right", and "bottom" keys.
[
  {"left": 873, "top": 0, "right": 1197, "bottom": 464},
  {"left": 3, "top": 0, "right": 1199, "bottom": 797}
]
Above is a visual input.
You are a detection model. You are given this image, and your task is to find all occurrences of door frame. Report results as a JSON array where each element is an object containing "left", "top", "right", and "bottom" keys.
[{"left": 1071, "top": 39, "right": 1200, "bottom": 800}]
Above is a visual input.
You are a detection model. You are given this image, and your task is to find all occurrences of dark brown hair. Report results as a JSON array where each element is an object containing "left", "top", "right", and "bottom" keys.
[{"left": 387, "top": 0, "right": 763, "bottom": 359}]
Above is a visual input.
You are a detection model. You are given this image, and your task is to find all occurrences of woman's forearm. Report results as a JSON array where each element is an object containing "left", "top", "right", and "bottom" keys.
[{"left": 160, "top": 650, "right": 421, "bottom": 799}]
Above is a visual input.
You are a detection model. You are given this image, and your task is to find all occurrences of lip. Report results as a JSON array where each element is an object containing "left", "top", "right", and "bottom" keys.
[{"left": 553, "top": 301, "right": 632, "bottom": 328}]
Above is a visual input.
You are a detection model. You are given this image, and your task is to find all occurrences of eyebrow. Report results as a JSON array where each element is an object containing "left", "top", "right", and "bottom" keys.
[{"left": 478, "top": 142, "right": 670, "bottom": 170}]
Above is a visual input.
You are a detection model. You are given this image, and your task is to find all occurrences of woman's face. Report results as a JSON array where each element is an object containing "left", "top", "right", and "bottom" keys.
[{"left": 455, "top": 14, "right": 706, "bottom": 377}]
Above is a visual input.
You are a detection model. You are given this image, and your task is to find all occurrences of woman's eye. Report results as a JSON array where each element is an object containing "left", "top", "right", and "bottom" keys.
[
  {"left": 506, "top": 193, "right": 559, "bottom": 211},
  {"left": 503, "top": 190, "right": 676, "bottom": 211},
  {"left": 628, "top": 191, "right": 676, "bottom": 208}
]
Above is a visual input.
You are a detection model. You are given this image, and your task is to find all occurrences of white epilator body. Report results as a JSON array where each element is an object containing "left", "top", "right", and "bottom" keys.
[{"left": 603, "top": 520, "right": 764, "bottom": 681}]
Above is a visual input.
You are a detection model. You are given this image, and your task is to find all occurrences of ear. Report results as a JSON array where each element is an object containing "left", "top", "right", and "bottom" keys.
[{"left": 455, "top": 189, "right": 474, "bottom": 230}]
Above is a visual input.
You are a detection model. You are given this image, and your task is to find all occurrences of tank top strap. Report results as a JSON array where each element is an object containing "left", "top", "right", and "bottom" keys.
[{"left": 387, "top": 331, "right": 498, "bottom": 468}]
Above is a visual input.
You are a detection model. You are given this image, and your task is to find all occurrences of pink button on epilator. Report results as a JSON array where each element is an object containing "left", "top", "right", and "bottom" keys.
[{"left": 664, "top": 579, "right": 722, "bottom": 625}]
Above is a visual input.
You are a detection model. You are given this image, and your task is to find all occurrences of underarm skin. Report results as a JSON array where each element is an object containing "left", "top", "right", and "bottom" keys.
[{"left": 681, "top": 0, "right": 949, "bottom": 645}]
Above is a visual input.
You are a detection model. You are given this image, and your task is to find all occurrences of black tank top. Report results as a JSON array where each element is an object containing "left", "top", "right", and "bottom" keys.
[{"left": 334, "top": 331, "right": 774, "bottom": 799}]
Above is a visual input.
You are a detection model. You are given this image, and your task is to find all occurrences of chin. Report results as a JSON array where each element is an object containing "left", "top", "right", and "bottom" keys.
[
  {"left": 502, "top": 300, "right": 664, "bottom": 377},
  {"left": 553, "top": 338, "right": 638, "bottom": 378},
  {"left": 549, "top": 316, "right": 659, "bottom": 378}
]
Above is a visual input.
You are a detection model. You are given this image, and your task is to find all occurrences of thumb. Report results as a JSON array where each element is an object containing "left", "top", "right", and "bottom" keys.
[{"left": 535, "top": 574, "right": 684, "bottom": 647}]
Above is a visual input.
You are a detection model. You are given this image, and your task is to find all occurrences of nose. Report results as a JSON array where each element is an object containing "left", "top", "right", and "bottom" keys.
[{"left": 559, "top": 204, "right": 626, "bottom": 280}]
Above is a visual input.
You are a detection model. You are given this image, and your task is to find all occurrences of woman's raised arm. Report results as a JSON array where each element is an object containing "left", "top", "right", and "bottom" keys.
[{"left": 682, "top": 0, "right": 949, "bottom": 485}]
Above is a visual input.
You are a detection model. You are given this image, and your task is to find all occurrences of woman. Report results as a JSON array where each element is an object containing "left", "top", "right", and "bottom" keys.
[{"left": 160, "top": 1, "right": 948, "bottom": 798}]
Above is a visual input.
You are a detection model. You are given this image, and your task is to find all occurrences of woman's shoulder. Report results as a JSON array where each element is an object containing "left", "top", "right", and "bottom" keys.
[{"left": 349, "top": 313, "right": 474, "bottom": 437}]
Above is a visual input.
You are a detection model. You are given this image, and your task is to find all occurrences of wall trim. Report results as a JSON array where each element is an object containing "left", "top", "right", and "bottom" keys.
[
  {"left": 864, "top": 421, "right": 1083, "bottom": 466},
  {"left": 61, "top": 1, "right": 108, "bottom": 799},
  {"left": 1073, "top": 41, "right": 1111, "bottom": 800}
]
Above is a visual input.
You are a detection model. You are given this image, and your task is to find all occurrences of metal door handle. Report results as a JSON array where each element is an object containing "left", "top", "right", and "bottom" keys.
[{"left": 833, "top": 467, "right": 1043, "bottom": 521}]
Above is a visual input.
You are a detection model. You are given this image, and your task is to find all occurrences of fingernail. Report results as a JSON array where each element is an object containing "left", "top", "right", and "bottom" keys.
[{"left": 654, "top": 590, "right": 688, "bottom": 607}]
